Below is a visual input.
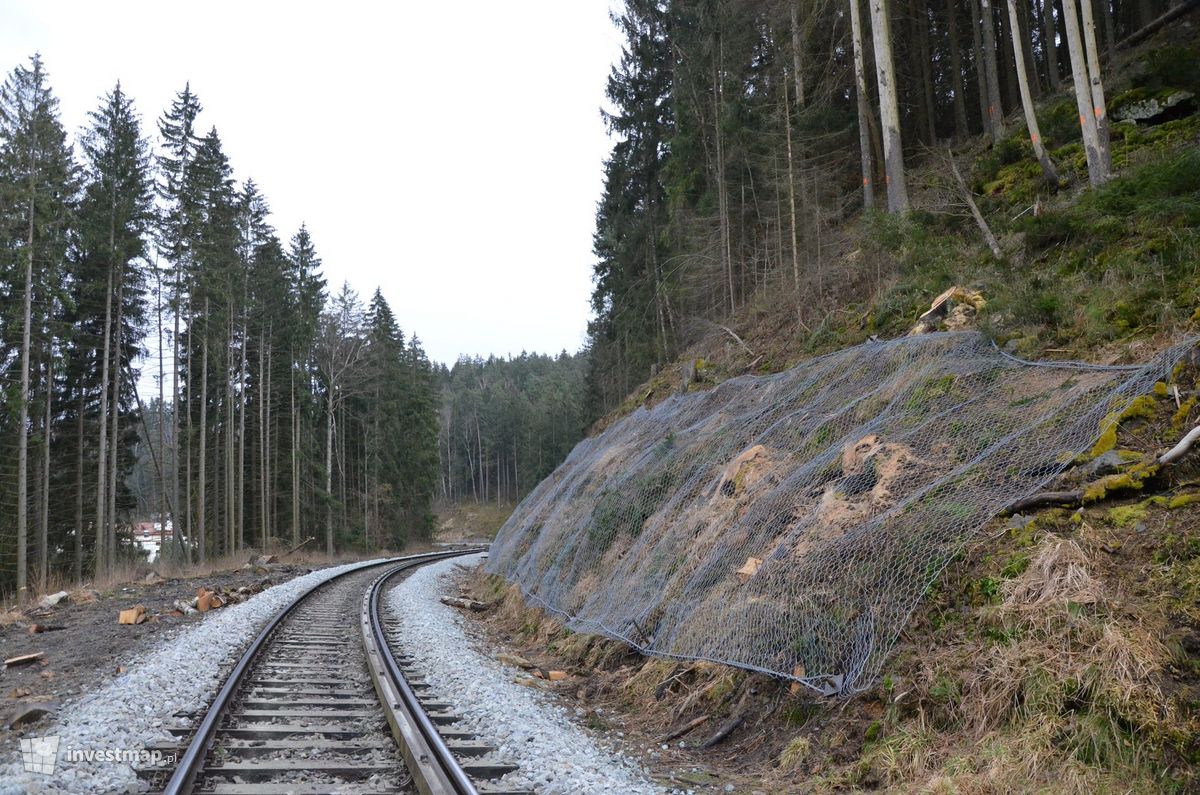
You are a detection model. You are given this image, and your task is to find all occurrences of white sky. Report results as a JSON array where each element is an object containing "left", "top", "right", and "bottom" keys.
[{"left": 0, "top": 0, "right": 622, "bottom": 367}]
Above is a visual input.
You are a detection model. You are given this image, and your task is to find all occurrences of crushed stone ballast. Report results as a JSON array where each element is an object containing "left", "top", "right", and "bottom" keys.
[
  {"left": 1, "top": 550, "right": 513, "bottom": 795},
  {"left": 384, "top": 554, "right": 664, "bottom": 795},
  {"left": 159, "top": 548, "right": 527, "bottom": 795}
]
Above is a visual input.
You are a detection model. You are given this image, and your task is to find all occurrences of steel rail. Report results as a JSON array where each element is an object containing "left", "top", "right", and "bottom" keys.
[
  {"left": 161, "top": 548, "right": 481, "bottom": 795},
  {"left": 363, "top": 563, "right": 481, "bottom": 795}
]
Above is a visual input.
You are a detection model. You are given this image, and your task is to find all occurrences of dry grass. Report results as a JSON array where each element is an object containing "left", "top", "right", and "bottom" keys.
[{"left": 999, "top": 537, "right": 1102, "bottom": 614}]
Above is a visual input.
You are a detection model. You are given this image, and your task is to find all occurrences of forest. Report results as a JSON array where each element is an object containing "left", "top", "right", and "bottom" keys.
[
  {"left": 0, "top": 59, "right": 443, "bottom": 598},
  {"left": 437, "top": 351, "right": 588, "bottom": 507},
  {"left": 586, "top": 0, "right": 1196, "bottom": 411}
]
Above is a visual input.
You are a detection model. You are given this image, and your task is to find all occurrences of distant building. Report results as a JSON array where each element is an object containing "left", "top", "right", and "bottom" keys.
[{"left": 134, "top": 520, "right": 175, "bottom": 562}]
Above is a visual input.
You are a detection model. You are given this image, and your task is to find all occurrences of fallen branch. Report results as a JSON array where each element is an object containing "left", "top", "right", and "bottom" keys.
[
  {"left": 1118, "top": 0, "right": 1200, "bottom": 49},
  {"left": 700, "top": 712, "right": 745, "bottom": 749},
  {"left": 948, "top": 148, "right": 1003, "bottom": 261},
  {"left": 700, "top": 689, "right": 749, "bottom": 749},
  {"left": 660, "top": 714, "right": 710, "bottom": 743},
  {"left": 282, "top": 537, "right": 315, "bottom": 558},
  {"left": 1158, "top": 424, "right": 1200, "bottom": 466},
  {"left": 1003, "top": 490, "right": 1083, "bottom": 514},
  {"left": 1004, "top": 424, "right": 1200, "bottom": 514},
  {"left": 718, "top": 324, "right": 755, "bottom": 357}
]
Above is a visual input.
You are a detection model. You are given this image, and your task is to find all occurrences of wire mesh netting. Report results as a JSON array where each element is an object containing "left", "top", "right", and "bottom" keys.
[{"left": 486, "top": 332, "right": 1197, "bottom": 695}]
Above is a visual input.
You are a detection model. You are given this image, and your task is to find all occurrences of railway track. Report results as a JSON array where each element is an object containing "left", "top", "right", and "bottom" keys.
[{"left": 148, "top": 550, "right": 528, "bottom": 795}]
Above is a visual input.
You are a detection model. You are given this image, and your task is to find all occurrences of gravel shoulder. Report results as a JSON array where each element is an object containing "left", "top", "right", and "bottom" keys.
[
  {"left": 385, "top": 555, "right": 664, "bottom": 794},
  {"left": 1, "top": 562, "right": 315, "bottom": 736},
  {"left": 0, "top": 557, "right": 394, "bottom": 794}
]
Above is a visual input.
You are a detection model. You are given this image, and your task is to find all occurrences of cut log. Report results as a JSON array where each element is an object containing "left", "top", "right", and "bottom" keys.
[
  {"left": 440, "top": 596, "right": 489, "bottom": 611},
  {"left": 37, "top": 591, "right": 69, "bottom": 609},
  {"left": 118, "top": 605, "right": 147, "bottom": 625}
]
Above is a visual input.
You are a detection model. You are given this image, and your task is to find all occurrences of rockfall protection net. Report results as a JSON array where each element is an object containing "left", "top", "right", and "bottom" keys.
[{"left": 486, "top": 332, "right": 1197, "bottom": 695}]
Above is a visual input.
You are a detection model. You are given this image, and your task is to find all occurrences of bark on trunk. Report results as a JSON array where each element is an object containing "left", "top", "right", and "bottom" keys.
[
  {"left": 945, "top": 0, "right": 970, "bottom": 138},
  {"left": 850, "top": 0, "right": 877, "bottom": 206},
  {"left": 1008, "top": 0, "right": 1060, "bottom": 184},
  {"left": 1061, "top": 0, "right": 1109, "bottom": 185},
  {"left": 325, "top": 392, "right": 334, "bottom": 556},
  {"left": 74, "top": 390, "right": 84, "bottom": 582},
  {"left": 95, "top": 265, "right": 113, "bottom": 578},
  {"left": 38, "top": 354, "right": 51, "bottom": 589},
  {"left": 980, "top": 0, "right": 1007, "bottom": 136},
  {"left": 198, "top": 299, "right": 209, "bottom": 564},
  {"left": 1078, "top": 0, "right": 1112, "bottom": 176},
  {"left": 869, "top": 0, "right": 910, "bottom": 212},
  {"left": 1041, "top": 0, "right": 1061, "bottom": 90},
  {"left": 971, "top": 0, "right": 991, "bottom": 129},
  {"left": 108, "top": 276, "right": 124, "bottom": 569}
]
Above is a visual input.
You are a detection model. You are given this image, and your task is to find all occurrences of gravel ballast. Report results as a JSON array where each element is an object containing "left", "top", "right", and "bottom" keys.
[
  {"left": 385, "top": 554, "right": 663, "bottom": 794},
  {"left": 1, "top": 557, "right": 392, "bottom": 795}
]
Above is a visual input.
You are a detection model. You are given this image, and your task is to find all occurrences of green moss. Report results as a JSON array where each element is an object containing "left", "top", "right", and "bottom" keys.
[
  {"left": 1153, "top": 381, "right": 1170, "bottom": 397},
  {"left": 1107, "top": 503, "right": 1149, "bottom": 528},
  {"left": 1089, "top": 395, "right": 1159, "bottom": 458},
  {"left": 1172, "top": 396, "right": 1197, "bottom": 429},
  {"left": 1082, "top": 463, "right": 1159, "bottom": 503},
  {"left": 1168, "top": 492, "right": 1200, "bottom": 510}
]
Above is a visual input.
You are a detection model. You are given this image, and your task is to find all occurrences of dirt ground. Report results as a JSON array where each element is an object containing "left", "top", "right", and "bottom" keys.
[{"left": 0, "top": 559, "right": 335, "bottom": 749}]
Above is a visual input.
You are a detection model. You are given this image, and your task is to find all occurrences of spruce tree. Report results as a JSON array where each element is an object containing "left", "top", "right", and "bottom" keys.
[
  {"left": 76, "top": 81, "right": 153, "bottom": 576},
  {"left": 0, "top": 54, "right": 77, "bottom": 595}
]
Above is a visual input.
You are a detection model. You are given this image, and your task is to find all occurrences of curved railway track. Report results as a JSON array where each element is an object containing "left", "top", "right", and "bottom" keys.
[{"left": 151, "top": 550, "right": 527, "bottom": 795}]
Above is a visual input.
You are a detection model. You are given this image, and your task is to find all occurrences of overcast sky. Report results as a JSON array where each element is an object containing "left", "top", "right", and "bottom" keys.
[{"left": 0, "top": 1, "right": 622, "bottom": 368}]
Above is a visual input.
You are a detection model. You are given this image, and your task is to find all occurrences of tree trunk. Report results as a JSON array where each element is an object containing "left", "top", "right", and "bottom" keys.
[
  {"left": 74, "top": 390, "right": 84, "bottom": 582},
  {"left": 325, "top": 391, "right": 334, "bottom": 556},
  {"left": 1098, "top": 0, "right": 1116, "bottom": 65},
  {"left": 869, "top": 0, "right": 910, "bottom": 212},
  {"left": 1061, "top": 0, "right": 1109, "bottom": 185},
  {"left": 998, "top": 1, "right": 1021, "bottom": 109},
  {"left": 971, "top": 0, "right": 991, "bottom": 129},
  {"left": 95, "top": 265, "right": 114, "bottom": 579},
  {"left": 16, "top": 182, "right": 35, "bottom": 598},
  {"left": 172, "top": 266, "right": 186, "bottom": 562},
  {"left": 790, "top": 1, "right": 806, "bottom": 107},
  {"left": 980, "top": 0, "right": 1007, "bottom": 136},
  {"left": 237, "top": 320, "right": 247, "bottom": 552},
  {"left": 225, "top": 317, "right": 235, "bottom": 555},
  {"left": 198, "top": 299, "right": 209, "bottom": 564},
  {"left": 185, "top": 298, "right": 193, "bottom": 561},
  {"left": 259, "top": 331, "right": 267, "bottom": 548},
  {"left": 108, "top": 276, "right": 124, "bottom": 569},
  {"left": 157, "top": 266, "right": 168, "bottom": 561},
  {"left": 916, "top": 0, "right": 937, "bottom": 144},
  {"left": 713, "top": 50, "right": 734, "bottom": 314},
  {"left": 1008, "top": 0, "right": 1060, "bottom": 184},
  {"left": 1041, "top": 0, "right": 1061, "bottom": 90},
  {"left": 291, "top": 366, "right": 300, "bottom": 546},
  {"left": 1079, "top": 0, "right": 1112, "bottom": 175},
  {"left": 1018, "top": 0, "right": 1040, "bottom": 97},
  {"left": 783, "top": 72, "right": 806, "bottom": 303},
  {"left": 39, "top": 354, "right": 52, "bottom": 589},
  {"left": 945, "top": 0, "right": 970, "bottom": 138}
]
